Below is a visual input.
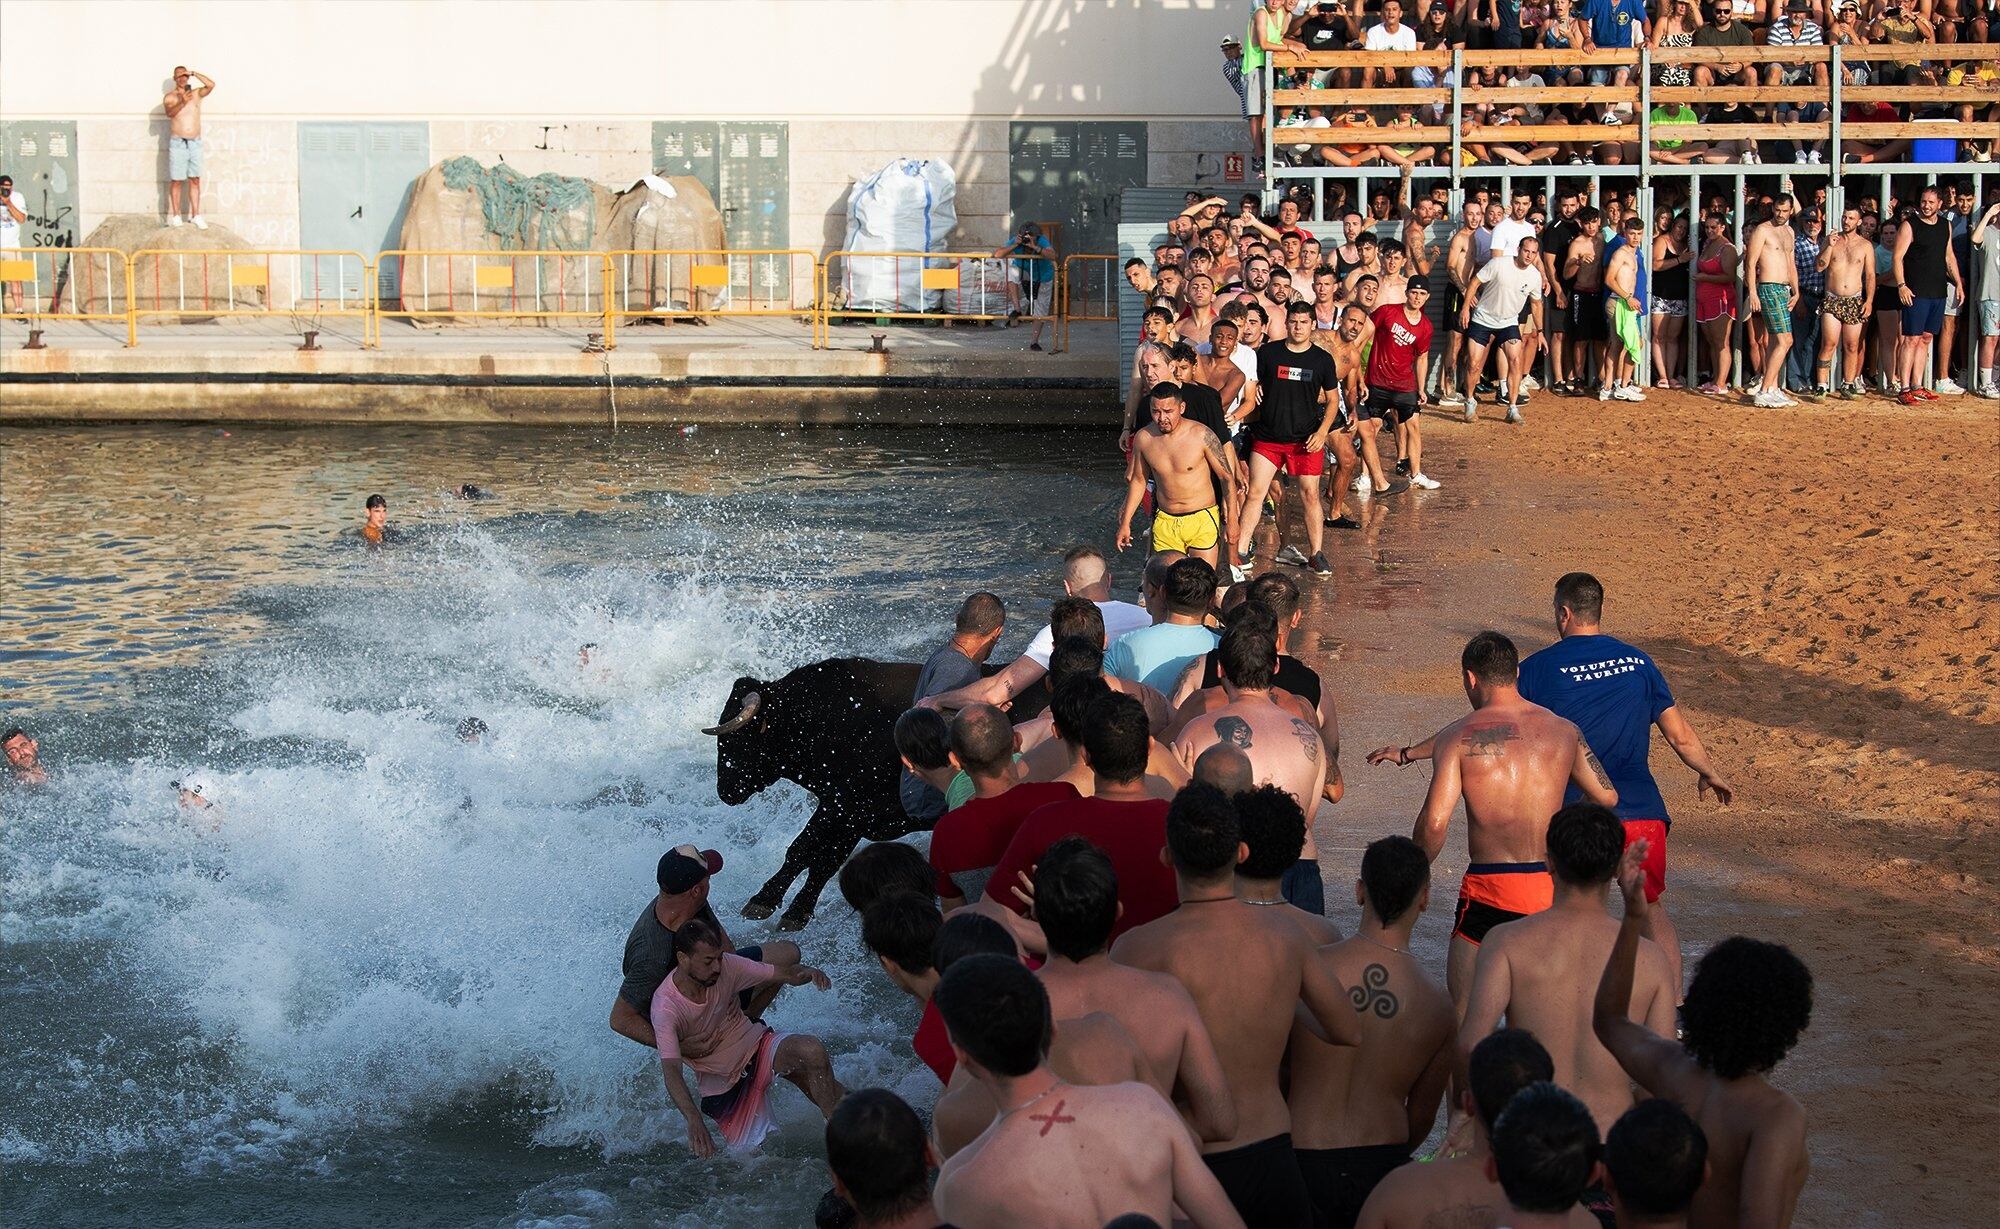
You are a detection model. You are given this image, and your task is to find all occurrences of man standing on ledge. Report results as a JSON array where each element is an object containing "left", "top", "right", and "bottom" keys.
[
  {"left": 163, "top": 65, "right": 216, "bottom": 229},
  {"left": 1518, "top": 572, "right": 1732, "bottom": 993}
]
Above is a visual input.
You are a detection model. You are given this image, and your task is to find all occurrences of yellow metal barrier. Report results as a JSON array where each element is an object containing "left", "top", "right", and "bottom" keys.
[
  {"left": 0, "top": 247, "right": 139, "bottom": 345},
  {"left": 374, "top": 249, "right": 616, "bottom": 348},
  {"left": 127, "top": 249, "right": 371, "bottom": 341},
  {"left": 818, "top": 250, "right": 1057, "bottom": 348},
  {"left": 1057, "top": 253, "right": 1119, "bottom": 354},
  {"left": 607, "top": 249, "right": 818, "bottom": 326}
]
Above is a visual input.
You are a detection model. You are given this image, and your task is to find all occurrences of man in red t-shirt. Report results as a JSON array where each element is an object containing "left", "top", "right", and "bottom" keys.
[
  {"left": 929, "top": 704, "right": 1079, "bottom": 906},
  {"left": 1363, "top": 278, "right": 1440, "bottom": 494},
  {"left": 988, "top": 692, "right": 1176, "bottom": 942}
]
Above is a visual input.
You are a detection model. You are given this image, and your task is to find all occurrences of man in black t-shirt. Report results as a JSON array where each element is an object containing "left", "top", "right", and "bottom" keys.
[
  {"left": 1541, "top": 190, "right": 1583, "bottom": 394},
  {"left": 1237, "top": 301, "right": 1341, "bottom": 577},
  {"left": 609, "top": 845, "right": 799, "bottom": 1048}
]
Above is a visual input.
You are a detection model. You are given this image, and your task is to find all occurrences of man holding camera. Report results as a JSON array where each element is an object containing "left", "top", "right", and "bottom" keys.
[
  {"left": 161, "top": 64, "right": 216, "bottom": 229},
  {"left": 996, "top": 223, "right": 1056, "bottom": 352}
]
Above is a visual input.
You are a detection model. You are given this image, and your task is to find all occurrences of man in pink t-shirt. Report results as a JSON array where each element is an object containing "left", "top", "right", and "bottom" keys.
[{"left": 653, "top": 917, "right": 843, "bottom": 1154}]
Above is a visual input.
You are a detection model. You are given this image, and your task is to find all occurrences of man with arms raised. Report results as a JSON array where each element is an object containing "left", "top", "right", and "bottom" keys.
[
  {"left": 1237, "top": 302, "right": 1344, "bottom": 577},
  {"left": 1460, "top": 804, "right": 1676, "bottom": 1147},
  {"left": 1290, "top": 836, "right": 1454, "bottom": 1229},
  {"left": 1519, "top": 572, "right": 1732, "bottom": 993},
  {"left": 1596, "top": 843, "right": 1814, "bottom": 1229},
  {"left": 1742, "top": 193, "right": 1802, "bottom": 408},
  {"left": 1118, "top": 392, "right": 1237, "bottom": 574},
  {"left": 1113, "top": 784, "right": 1361, "bottom": 1229},
  {"left": 1174, "top": 619, "right": 1328, "bottom": 815},
  {"left": 1030, "top": 837, "right": 1236, "bottom": 1143},
  {"left": 1358, "top": 1030, "right": 1602, "bottom": 1229},
  {"left": 932, "top": 954, "right": 1245, "bottom": 1229},
  {"left": 1812, "top": 206, "right": 1878, "bottom": 400},
  {"left": 1366, "top": 631, "right": 1617, "bottom": 1010},
  {"left": 653, "top": 918, "right": 841, "bottom": 1155}
]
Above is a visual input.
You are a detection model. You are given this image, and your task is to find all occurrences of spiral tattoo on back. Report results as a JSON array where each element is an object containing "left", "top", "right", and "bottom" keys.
[{"left": 1350, "top": 963, "right": 1400, "bottom": 1019}]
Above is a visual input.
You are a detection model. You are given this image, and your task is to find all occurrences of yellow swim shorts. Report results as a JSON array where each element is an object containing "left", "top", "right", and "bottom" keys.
[{"left": 1152, "top": 504, "right": 1221, "bottom": 553}]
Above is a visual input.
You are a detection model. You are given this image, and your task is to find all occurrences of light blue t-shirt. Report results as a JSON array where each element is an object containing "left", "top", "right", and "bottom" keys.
[{"left": 1105, "top": 622, "right": 1220, "bottom": 694}]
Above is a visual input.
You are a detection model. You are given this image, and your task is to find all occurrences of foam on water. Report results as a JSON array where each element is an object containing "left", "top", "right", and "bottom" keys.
[{"left": 2, "top": 511, "right": 938, "bottom": 1219}]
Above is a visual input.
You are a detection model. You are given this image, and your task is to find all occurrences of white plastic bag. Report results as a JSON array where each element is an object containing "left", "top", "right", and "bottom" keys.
[{"left": 841, "top": 159, "right": 958, "bottom": 311}]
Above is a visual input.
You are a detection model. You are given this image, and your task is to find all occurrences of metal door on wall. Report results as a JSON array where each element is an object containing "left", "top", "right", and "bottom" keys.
[
  {"left": 297, "top": 121, "right": 430, "bottom": 300},
  {"left": 651, "top": 121, "right": 790, "bottom": 297},
  {"left": 1, "top": 120, "right": 81, "bottom": 249},
  {"left": 1010, "top": 121, "right": 1147, "bottom": 257}
]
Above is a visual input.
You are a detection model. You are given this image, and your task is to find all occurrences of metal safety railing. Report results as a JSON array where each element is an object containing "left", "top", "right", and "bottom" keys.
[
  {"left": 818, "top": 250, "right": 1059, "bottom": 348},
  {"left": 608, "top": 248, "right": 818, "bottom": 326},
  {"left": 1057, "top": 253, "right": 1120, "bottom": 353},
  {"left": 0, "top": 247, "right": 140, "bottom": 344},
  {"left": 127, "top": 249, "right": 371, "bottom": 339},
  {"left": 372, "top": 249, "right": 617, "bottom": 348},
  {"left": 2, "top": 247, "right": 1131, "bottom": 351}
]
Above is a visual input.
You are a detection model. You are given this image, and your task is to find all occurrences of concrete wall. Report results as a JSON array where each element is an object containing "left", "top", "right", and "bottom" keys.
[{"left": 0, "top": 0, "right": 1249, "bottom": 253}]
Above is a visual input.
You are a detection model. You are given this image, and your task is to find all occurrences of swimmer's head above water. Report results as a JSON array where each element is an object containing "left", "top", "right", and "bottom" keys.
[
  {"left": 362, "top": 493, "right": 388, "bottom": 543},
  {"left": 4, "top": 728, "right": 46, "bottom": 783},
  {"left": 456, "top": 717, "right": 489, "bottom": 743}
]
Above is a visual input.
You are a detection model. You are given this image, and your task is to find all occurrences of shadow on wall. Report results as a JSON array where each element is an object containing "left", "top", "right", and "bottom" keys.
[{"left": 816, "top": 0, "right": 1244, "bottom": 255}]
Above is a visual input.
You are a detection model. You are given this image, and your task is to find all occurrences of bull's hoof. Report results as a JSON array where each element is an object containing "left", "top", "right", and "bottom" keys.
[
  {"left": 741, "top": 900, "right": 777, "bottom": 921},
  {"left": 777, "top": 910, "right": 814, "bottom": 932}
]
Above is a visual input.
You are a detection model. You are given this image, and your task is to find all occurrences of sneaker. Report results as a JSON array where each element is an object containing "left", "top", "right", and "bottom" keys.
[
  {"left": 1914, "top": 387, "right": 1940, "bottom": 402},
  {"left": 1324, "top": 514, "right": 1362, "bottom": 529},
  {"left": 1352, "top": 471, "right": 1373, "bottom": 494},
  {"left": 1475, "top": 380, "right": 1496, "bottom": 396},
  {"left": 1978, "top": 382, "right": 2000, "bottom": 399},
  {"left": 1599, "top": 384, "right": 1614, "bottom": 402},
  {"left": 1613, "top": 383, "right": 1647, "bottom": 402},
  {"left": 1806, "top": 385, "right": 1829, "bottom": 402},
  {"left": 1808, "top": 149, "right": 1825, "bottom": 163},
  {"left": 166, "top": 215, "right": 183, "bottom": 228},
  {"left": 1276, "top": 544, "right": 1310, "bottom": 567},
  {"left": 1462, "top": 398, "right": 1478, "bottom": 423},
  {"left": 1229, "top": 563, "right": 1252, "bottom": 584},
  {"left": 1504, "top": 403, "right": 1524, "bottom": 424},
  {"left": 1519, "top": 374, "right": 1541, "bottom": 391},
  {"left": 191, "top": 214, "right": 208, "bottom": 230},
  {"left": 1753, "top": 389, "right": 1786, "bottom": 408},
  {"left": 1376, "top": 477, "right": 1412, "bottom": 496},
  {"left": 1839, "top": 382, "right": 1864, "bottom": 400},
  {"left": 1395, "top": 458, "right": 1411, "bottom": 476},
  {"left": 1409, "top": 472, "right": 1441, "bottom": 490},
  {"left": 1774, "top": 391, "right": 1799, "bottom": 406},
  {"left": 1740, "top": 150, "right": 1759, "bottom": 164},
  {"left": 1897, "top": 388, "right": 1924, "bottom": 406},
  {"left": 1307, "top": 551, "right": 1333, "bottom": 577},
  {"left": 1934, "top": 378, "right": 1965, "bottom": 396}
]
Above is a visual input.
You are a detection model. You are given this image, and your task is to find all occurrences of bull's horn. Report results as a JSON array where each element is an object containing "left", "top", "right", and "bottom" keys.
[{"left": 701, "top": 691, "right": 761, "bottom": 736}]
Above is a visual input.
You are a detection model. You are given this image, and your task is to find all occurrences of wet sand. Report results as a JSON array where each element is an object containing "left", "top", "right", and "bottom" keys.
[{"left": 1291, "top": 391, "right": 1997, "bottom": 1229}]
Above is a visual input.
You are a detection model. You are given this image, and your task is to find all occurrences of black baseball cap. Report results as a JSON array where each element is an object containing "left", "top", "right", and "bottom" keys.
[
  {"left": 657, "top": 844, "right": 724, "bottom": 893},
  {"left": 1406, "top": 276, "right": 1432, "bottom": 294}
]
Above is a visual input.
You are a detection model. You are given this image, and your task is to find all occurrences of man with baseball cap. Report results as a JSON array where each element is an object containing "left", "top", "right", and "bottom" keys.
[{"left": 609, "top": 842, "right": 807, "bottom": 1048}]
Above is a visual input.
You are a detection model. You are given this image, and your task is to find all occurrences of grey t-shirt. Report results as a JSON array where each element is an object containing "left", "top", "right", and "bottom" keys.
[
  {"left": 618, "top": 899, "right": 720, "bottom": 1013},
  {"left": 1471, "top": 256, "right": 1545, "bottom": 329},
  {"left": 1977, "top": 227, "right": 2000, "bottom": 304},
  {"left": 901, "top": 644, "right": 982, "bottom": 822}
]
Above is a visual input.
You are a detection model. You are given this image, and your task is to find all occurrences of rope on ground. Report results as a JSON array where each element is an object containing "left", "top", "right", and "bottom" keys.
[{"left": 440, "top": 157, "right": 597, "bottom": 251}]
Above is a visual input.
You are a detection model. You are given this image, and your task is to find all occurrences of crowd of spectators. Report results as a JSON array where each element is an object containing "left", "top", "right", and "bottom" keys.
[
  {"left": 1221, "top": 0, "right": 1999, "bottom": 174},
  {"left": 1134, "top": 176, "right": 2000, "bottom": 411}
]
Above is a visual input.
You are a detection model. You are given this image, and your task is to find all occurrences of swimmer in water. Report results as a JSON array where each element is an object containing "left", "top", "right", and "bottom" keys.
[
  {"left": 457, "top": 717, "right": 489, "bottom": 743},
  {"left": 4, "top": 728, "right": 47, "bottom": 785},
  {"left": 175, "top": 775, "right": 222, "bottom": 830},
  {"left": 455, "top": 483, "right": 488, "bottom": 500},
  {"left": 578, "top": 643, "right": 598, "bottom": 667},
  {"left": 361, "top": 493, "right": 388, "bottom": 545}
]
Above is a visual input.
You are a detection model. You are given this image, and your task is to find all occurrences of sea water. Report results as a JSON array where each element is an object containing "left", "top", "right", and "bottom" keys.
[{"left": 0, "top": 423, "right": 1122, "bottom": 1228}]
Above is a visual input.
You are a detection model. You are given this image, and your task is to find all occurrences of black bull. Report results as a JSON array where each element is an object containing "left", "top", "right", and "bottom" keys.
[{"left": 704, "top": 657, "right": 924, "bottom": 928}]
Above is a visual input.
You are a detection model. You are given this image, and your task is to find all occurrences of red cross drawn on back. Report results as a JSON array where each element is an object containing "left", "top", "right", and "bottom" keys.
[{"left": 1030, "top": 1099, "right": 1075, "bottom": 1136}]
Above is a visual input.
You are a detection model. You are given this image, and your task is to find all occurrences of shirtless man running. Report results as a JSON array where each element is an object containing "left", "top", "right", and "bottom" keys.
[
  {"left": 1118, "top": 382, "right": 1237, "bottom": 570},
  {"left": 1319, "top": 305, "right": 1371, "bottom": 529},
  {"left": 1290, "top": 836, "right": 1454, "bottom": 1229},
  {"left": 932, "top": 955, "right": 1246, "bottom": 1229},
  {"left": 1031, "top": 836, "right": 1236, "bottom": 1144},
  {"left": 1813, "top": 206, "right": 1879, "bottom": 400},
  {"left": 1743, "top": 193, "right": 1801, "bottom": 407},
  {"left": 1113, "top": 784, "right": 1360, "bottom": 1228},
  {"left": 1178, "top": 273, "right": 1223, "bottom": 347},
  {"left": 1366, "top": 631, "right": 1617, "bottom": 1011}
]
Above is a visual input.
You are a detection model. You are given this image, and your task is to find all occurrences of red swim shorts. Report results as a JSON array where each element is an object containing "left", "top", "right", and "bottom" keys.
[
  {"left": 1250, "top": 438, "right": 1326, "bottom": 478},
  {"left": 1623, "top": 820, "right": 1668, "bottom": 903}
]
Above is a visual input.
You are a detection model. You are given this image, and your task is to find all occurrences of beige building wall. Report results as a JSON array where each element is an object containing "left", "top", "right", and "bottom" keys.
[{"left": 1, "top": 0, "right": 1247, "bottom": 253}]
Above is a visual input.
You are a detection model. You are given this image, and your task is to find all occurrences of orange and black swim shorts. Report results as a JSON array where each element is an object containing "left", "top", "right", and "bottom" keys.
[{"left": 1452, "top": 861, "right": 1555, "bottom": 945}]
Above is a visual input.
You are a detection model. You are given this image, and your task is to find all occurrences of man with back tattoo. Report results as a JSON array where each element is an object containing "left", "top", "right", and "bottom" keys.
[
  {"left": 1172, "top": 620, "right": 1328, "bottom": 815},
  {"left": 1365, "top": 632, "right": 1618, "bottom": 1013},
  {"left": 1289, "top": 836, "right": 1454, "bottom": 1229}
]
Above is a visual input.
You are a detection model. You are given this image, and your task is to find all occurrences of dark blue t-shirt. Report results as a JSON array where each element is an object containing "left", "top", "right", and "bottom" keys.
[
  {"left": 1518, "top": 633, "right": 1675, "bottom": 822},
  {"left": 1584, "top": 0, "right": 1646, "bottom": 48}
]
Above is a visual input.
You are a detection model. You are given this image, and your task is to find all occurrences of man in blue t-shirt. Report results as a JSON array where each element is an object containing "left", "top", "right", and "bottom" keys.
[
  {"left": 1517, "top": 572, "right": 1732, "bottom": 994},
  {"left": 1581, "top": 0, "right": 1647, "bottom": 85}
]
